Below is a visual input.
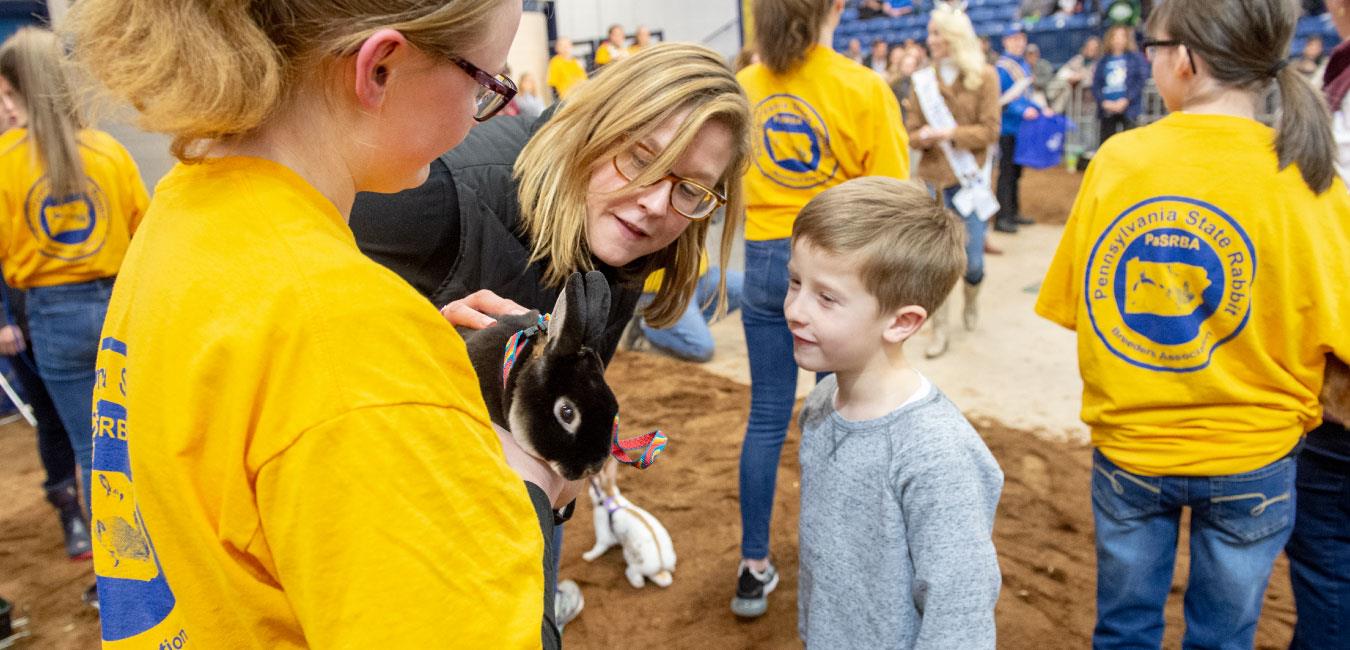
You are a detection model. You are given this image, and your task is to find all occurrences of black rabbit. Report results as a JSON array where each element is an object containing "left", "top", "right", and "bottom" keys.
[{"left": 458, "top": 271, "right": 619, "bottom": 481}]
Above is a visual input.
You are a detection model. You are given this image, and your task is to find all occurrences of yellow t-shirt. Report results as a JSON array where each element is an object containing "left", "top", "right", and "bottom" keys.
[
  {"left": 594, "top": 42, "right": 627, "bottom": 66},
  {"left": 91, "top": 157, "right": 543, "bottom": 648},
  {"left": 1036, "top": 113, "right": 1350, "bottom": 476},
  {"left": 737, "top": 45, "right": 910, "bottom": 241},
  {"left": 643, "top": 251, "right": 710, "bottom": 294},
  {"left": 0, "top": 128, "right": 147, "bottom": 288},
  {"left": 546, "top": 54, "right": 587, "bottom": 99}
]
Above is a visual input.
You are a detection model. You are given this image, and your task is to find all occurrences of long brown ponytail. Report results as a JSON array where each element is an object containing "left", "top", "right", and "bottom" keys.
[
  {"left": 753, "top": 0, "right": 834, "bottom": 75},
  {"left": 1148, "top": 0, "right": 1335, "bottom": 193},
  {"left": 0, "top": 28, "right": 87, "bottom": 201}
]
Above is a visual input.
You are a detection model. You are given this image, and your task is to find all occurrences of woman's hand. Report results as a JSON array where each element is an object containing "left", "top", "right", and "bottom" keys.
[
  {"left": 440, "top": 290, "right": 530, "bottom": 330},
  {"left": 494, "top": 424, "right": 585, "bottom": 509},
  {"left": 0, "top": 324, "right": 25, "bottom": 356}
]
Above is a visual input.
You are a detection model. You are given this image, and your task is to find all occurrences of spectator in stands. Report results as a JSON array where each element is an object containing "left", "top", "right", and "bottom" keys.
[
  {"left": 864, "top": 38, "right": 890, "bottom": 75},
  {"left": 902, "top": 3, "right": 1001, "bottom": 358},
  {"left": 1020, "top": 0, "right": 1058, "bottom": 22},
  {"left": 1290, "top": 5, "right": 1350, "bottom": 648},
  {"left": 547, "top": 37, "right": 588, "bottom": 100},
  {"left": 1047, "top": 35, "right": 1101, "bottom": 112},
  {"left": 734, "top": 0, "right": 909, "bottom": 619},
  {"left": 981, "top": 35, "right": 998, "bottom": 63},
  {"left": 1026, "top": 43, "right": 1055, "bottom": 97},
  {"left": 594, "top": 23, "right": 629, "bottom": 66},
  {"left": 1091, "top": 24, "right": 1147, "bottom": 144},
  {"left": 630, "top": 25, "right": 654, "bottom": 54},
  {"left": 846, "top": 37, "right": 865, "bottom": 64},
  {"left": 1296, "top": 34, "right": 1327, "bottom": 82},
  {"left": 889, "top": 49, "right": 921, "bottom": 103},
  {"left": 859, "top": 0, "right": 914, "bottom": 19},
  {"left": 993, "top": 23, "right": 1042, "bottom": 233},
  {"left": 906, "top": 40, "right": 931, "bottom": 68}
]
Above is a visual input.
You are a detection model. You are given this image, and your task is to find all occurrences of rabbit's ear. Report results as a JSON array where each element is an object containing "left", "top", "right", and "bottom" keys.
[
  {"left": 582, "top": 271, "right": 611, "bottom": 351},
  {"left": 548, "top": 272, "right": 588, "bottom": 355}
]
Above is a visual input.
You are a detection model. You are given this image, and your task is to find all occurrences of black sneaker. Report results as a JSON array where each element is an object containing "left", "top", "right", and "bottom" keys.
[
  {"left": 993, "top": 220, "right": 1019, "bottom": 233},
  {"left": 1013, "top": 214, "right": 1035, "bottom": 225},
  {"left": 83, "top": 583, "right": 98, "bottom": 611},
  {"left": 730, "top": 560, "right": 778, "bottom": 618},
  {"left": 45, "top": 481, "right": 92, "bottom": 560}
]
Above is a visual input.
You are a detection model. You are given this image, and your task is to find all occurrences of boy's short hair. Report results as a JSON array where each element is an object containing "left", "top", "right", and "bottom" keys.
[{"left": 792, "top": 177, "right": 966, "bottom": 315}]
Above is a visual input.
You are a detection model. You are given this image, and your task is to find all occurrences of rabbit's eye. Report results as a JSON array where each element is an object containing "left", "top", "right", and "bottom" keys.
[{"left": 554, "top": 398, "right": 580, "bottom": 433}]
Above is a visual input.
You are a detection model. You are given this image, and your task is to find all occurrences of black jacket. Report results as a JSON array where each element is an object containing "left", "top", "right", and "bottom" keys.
[{"left": 349, "top": 110, "right": 641, "bottom": 365}]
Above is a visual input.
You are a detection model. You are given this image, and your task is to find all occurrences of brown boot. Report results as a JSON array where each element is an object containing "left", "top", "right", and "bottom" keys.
[
  {"left": 924, "top": 302, "right": 950, "bottom": 359},
  {"left": 963, "top": 283, "right": 980, "bottom": 331}
]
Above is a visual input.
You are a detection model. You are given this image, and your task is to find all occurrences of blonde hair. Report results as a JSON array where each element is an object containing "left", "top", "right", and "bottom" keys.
[
  {"left": 754, "top": 0, "right": 833, "bottom": 74},
  {"left": 65, "top": 0, "right": 509, "bottom": 162},
  {"left": 928, "top": 3, "right": 986, "bottom": 91},
  {"left": 0, "top": 28, "right": 87, "bottom": 200},
  {"left": 792, "top": 177, "right": 966, "bottom": 315},
  {"left": 515, "top": 43, "right": 751, "bottom": 328}
]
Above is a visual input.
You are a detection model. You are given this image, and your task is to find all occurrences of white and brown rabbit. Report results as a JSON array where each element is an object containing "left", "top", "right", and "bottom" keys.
[
  {"left": 458, "top": 271, "right": 619, "bottom": 481},
  {"left": 582, "top": 469, "right": 676, "bottom": 588}
]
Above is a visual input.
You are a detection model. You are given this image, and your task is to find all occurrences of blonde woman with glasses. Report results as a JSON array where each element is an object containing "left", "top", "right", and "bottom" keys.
[
  {"left": 64, "top": 0, "right": 586, "bottom": 645},
  {"left": 349, "top": 42, "right": 751, "bottom": 630}
]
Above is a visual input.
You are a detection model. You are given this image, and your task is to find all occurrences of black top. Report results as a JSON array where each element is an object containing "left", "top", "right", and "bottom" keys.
[{"left": 349, "top": 109, "right": 641, "bottom": 365}]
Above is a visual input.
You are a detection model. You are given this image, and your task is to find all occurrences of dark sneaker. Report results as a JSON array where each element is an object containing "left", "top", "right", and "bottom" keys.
[
  {"left": 45, "top": 481, "right": 92, "bottom": 560},
  {"left": 730, "top": 560, "right": 778, "bottom": 618},
  {"left": 1013, "top": 214, "right": 1035, "bottom": 225},
  {"left": 993, "top": 220, "right": 1019, "bottom": 233},
  {"left": 83, "top": 584, "right": 98, "bottom": 611}
]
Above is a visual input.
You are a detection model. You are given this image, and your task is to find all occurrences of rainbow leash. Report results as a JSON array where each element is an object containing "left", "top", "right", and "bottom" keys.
[
  {"left": 499, "top": 312, "right": 668, "bottom": 470},
  {"left": 610, "top": 415, "right": 667, "bottom": 469}
]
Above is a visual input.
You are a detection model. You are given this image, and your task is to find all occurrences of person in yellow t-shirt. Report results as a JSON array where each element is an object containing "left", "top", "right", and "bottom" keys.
[
  {"left": 628, "top": 25, "right": 653, "bottom": 55},
  {"left": 731, "top": 0, "right": 909, "bottom": 619},
  {"left": 68, "top": 0, "right": 577, "bottom": 647},
  {"left": 1035, "top": 1, "right": 1350, "bottom": 645},
  {"left": 0, "top": 28, "right": 147, "bottom": 526},
  {"left": 547, "top": 37, "right": 588, "bottom": 100},
  {"left": 593, "top": 24, "right": 629, "bottom": 67}
]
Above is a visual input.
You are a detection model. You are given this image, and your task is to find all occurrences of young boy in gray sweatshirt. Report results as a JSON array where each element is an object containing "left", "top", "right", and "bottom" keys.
[{"left": 787, "top": 178, "right": 1004, "bottom": 649}]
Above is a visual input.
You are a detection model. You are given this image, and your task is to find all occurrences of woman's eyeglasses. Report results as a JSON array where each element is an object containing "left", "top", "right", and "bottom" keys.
[
  {"left": 450, "top": 56, "right": 517, "bottom": 122},
  {"left": 1141, "top": 39, "right": 1196, "bottom": 74},
  {"left": 612, "top": 148, "right": 726, "bottom": 221}
]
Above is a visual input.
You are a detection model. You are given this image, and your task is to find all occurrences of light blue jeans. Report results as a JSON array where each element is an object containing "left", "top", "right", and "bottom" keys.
[
  {"left": 1090, "top": 449, "right": 1296, "bottom": 649},
  {"left": 941, "top": 185, "right": 986, "bottom": 285},
  {"left": 26, "top": 277, "right": 115, "bottom": 512},
  {"left": 637, "top": 266, "right": 744, "bottom": 362}
]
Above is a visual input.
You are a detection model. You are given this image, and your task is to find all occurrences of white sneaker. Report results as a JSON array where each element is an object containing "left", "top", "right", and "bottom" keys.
[{"left": 555, "top": 579, "right": 584, "bottom": 632}]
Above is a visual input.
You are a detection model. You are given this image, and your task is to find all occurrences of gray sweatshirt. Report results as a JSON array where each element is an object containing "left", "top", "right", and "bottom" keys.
[{"left": 797, "top": 374, "right": 1003, "bottom": 649}]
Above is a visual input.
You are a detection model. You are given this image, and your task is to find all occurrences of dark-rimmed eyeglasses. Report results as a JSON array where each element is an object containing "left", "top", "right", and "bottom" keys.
[
  {"left": 450, "top": 56, "right": 517, "bottom": 122},
  {"left": 612, "top": 149, "right": 726, "bottom": 221},
  {"left": 1141, "top": 38, "right": 1196, "bottom": 74}
]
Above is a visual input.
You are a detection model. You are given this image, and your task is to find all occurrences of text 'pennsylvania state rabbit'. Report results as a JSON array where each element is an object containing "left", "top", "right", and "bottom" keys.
[{"left": 458, "top": 271, "right": 667, "bottom": 480}]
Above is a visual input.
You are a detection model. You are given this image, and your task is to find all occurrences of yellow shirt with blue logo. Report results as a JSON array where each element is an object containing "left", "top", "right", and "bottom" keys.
[
  {"left": 91, "top": 157, "right": 543, "bottom": 648},
  {"left": 0, "top": 128, "right": 147, "bottom": 289},
  {"left": 737, "top": 45, "right": 910, "bottom": 241},
  {"left": 1036, "top": 113, "right": 1350, "bottom": 476},
  {"left": 546, "top": 54, "right": 587, "bottom": 99}
]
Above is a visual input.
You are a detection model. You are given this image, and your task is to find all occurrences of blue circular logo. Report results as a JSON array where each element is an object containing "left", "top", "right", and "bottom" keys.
[
  {"left": 24, "top": 177, "right": 109, "bottom": 261},
  {"left": 751, "top": 94, "right": 838, "bottom": 189},
  {"left": 1085, "top": 196, "right": 1256, "bottom": 372}
]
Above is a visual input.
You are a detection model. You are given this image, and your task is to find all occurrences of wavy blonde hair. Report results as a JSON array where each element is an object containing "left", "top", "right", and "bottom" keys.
[
  {"left": 928, "top": 3, "right": 986, "bottom": 91},
  {"left": 0, "top": 28, "right": 87, "bottom": 200},
  {"left": 65, "top": 0, "right": 509, "bottom": 162},
  {"left": 514, "top": 43, "right": 751, "bottom": 329}
]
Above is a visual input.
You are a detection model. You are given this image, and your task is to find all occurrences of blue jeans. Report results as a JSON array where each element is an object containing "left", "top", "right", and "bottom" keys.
[
  {"left": 941, "top": 185, "right": 986, "bottom": 286},
  {"left": 1091, "top": 449, "right": 1297, "bottom": 649},
  {"left": 26, "top": 277, "right": 115, "bottom": 512},
  {"left": 738, "top": 239, "right": 797, "bottom": 560},
  {"left": 8, "top": 347, "right": 76, "bottom": 491},
  {"left": 638, "top": 266, "right": 744, "bottom": 362},
  {"left": 1286, "top": 422, "right": 1350, "bottom": 649}
]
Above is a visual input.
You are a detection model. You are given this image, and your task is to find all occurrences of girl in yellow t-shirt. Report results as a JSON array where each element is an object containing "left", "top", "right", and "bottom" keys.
[
  {"left": 593, "top": 24, "right": 629, "bottom": 67},
  {"left": 0, "top": 28, "right": 147, "bottom": 517},
  {"left": 68, "top": 0, "right": 573, "bottom": 646},
  {"left": 732, "top": 0, "right": 909, "bottom": 619},
  {"left": 1036, "top": 0, "right": 1350, "bottom": 645}
]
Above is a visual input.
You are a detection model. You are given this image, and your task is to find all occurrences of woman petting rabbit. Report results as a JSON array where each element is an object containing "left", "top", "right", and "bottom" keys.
[{"left": 348, "top": 42, "right": 752, "bottom": 627}]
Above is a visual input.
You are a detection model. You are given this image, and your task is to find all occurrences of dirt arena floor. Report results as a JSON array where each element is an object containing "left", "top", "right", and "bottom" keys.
[{"left": 0, "top": 168, "right": 1298, "bottom": 648}]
